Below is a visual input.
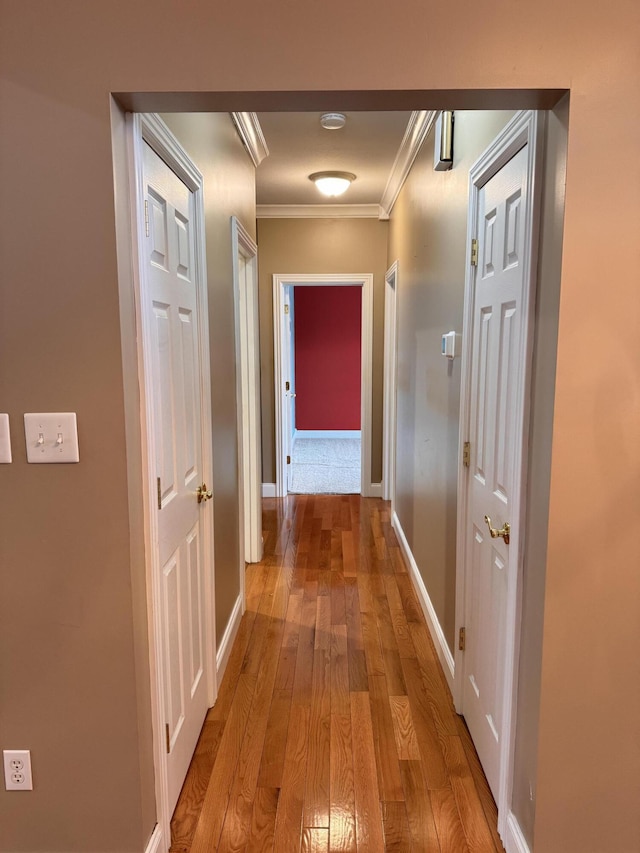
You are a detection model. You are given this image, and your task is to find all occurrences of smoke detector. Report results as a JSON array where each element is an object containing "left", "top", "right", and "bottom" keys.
[{"left": 320, "top": 112, "right": 346, "bottom": 130}]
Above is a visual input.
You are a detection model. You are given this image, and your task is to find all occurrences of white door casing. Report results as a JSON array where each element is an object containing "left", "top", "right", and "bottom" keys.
[
  {"left": 383, "top": 261, "right": 399, "bottom": 506},
  {"left": 284, "top": 286, "right": 296, "bottom": 493},
  {"left": 273, "top": 274, "right": 374, "bottom": 498},
  {"left": 232, "top": 217, "right": 263, "bottom": 568},
  {"left": 129, "top": 114, "right": 216, "bottom": 843},
  {"left": 455, "top": 111, "right": 543, "bottom": 835}
]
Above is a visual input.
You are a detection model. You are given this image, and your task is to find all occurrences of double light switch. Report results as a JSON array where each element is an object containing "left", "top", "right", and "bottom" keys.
[
  {"left": 0, "top": 414, "right": 11, "bottom": 463},
  {"left": 24, "top": 413, "right": 80, "bottom": 463}
]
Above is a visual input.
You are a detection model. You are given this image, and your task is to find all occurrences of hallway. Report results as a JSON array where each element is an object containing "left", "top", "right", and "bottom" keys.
[{"left": 170, "top": 495, "right": 505, "bottom": 852}]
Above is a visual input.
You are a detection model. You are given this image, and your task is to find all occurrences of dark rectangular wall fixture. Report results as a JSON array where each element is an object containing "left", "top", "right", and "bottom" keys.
[{"left": 434, "top": 110, "right": 454, "bottom": 170}]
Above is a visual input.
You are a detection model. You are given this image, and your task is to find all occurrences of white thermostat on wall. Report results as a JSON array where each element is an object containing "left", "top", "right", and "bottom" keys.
[{"left": 441, "top": 331, "right": 457, "bottom": 359}]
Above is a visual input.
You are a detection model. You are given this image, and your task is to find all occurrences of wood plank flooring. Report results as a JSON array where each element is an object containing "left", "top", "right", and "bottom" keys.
[{"left": 170, "top": 495, "right": 505, "bottom": 853}]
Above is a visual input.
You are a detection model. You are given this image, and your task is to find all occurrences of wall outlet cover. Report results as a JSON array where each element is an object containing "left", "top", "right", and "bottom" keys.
[{"left": 3, "top": 750, "right": 33, "bottom": 791}]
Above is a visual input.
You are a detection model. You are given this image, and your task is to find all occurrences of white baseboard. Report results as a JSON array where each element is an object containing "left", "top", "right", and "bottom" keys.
[
  {"left": 369, "top": 482, "right": 382, "bottom": 498},
  {"left": 391, "top": 511, "right": 455, "bottom": 692},
  {"left": 262, "top": 483, "right": 276, "bottom": 498},
  {"left": 294, "top": 429, "right": 361, "bottom": 440},
  {"left": 144, "top": 824, "right": 164, "bottom": 853},
  {"left": 504, "top": 811, "right": 531, "bottom": 853},
  {"left": 216, "top": 594, "right": 243, "bottom": 683}
]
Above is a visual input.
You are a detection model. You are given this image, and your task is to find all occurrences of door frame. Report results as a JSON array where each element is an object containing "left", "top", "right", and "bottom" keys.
[
  {"left": 454, "top": 110, "right": 543, "bottom": 836},
  {"left": 231, "top": 216, "right": 263, "bottom": 572},
  {"left": 382, "top": 260, "right": 399, "bottom": 507},
  {"left": 273, "top": 273, "right": 374, "bottom": 497},
  {"left": 126, "top": 113, "right": 217, "bottom": 847}
]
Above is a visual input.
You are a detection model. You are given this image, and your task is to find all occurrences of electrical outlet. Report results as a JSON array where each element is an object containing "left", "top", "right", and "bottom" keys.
[{"left": 3, "top": 750, "right": 33, "bottom": 791}]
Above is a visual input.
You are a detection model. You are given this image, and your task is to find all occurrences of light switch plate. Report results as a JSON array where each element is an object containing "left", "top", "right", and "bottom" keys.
[
  {"left": 0, "top": 414, "right": 11, "bottom": 463},
  {"left": 24, "top": 413, "right": 80, "bottom": 463}
]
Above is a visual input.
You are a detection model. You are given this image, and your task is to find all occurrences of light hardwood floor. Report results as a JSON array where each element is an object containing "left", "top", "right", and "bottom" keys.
[{"left": 170, "top": 495, "right": 505, "bottom": 852}]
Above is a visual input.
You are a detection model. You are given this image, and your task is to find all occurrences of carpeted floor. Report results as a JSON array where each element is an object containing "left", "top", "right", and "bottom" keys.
[{"left": 289, "top": 437, "right": 361, "bottom": 494}]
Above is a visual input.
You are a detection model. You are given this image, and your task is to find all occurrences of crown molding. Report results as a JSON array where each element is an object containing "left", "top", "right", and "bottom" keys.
[
  {"left": 256, "top": 203, "right": 382, "bottom": 219},
  {"left": 378, "top": 110, "right": 438, "bottom": 219},
  {"left": 231, "top": 112, "right": 269, "bottom": 167}
]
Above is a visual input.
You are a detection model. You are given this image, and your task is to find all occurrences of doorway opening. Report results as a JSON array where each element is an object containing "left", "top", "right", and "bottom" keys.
[
  {"left": 291, "top": 283, "right": 362, "bottom": 494},
  {"left": 112, "top": 92, "right": 565, "bottom": 853},
  {"left": 273, "top": 273, "right": 374, "bottom": 497}
]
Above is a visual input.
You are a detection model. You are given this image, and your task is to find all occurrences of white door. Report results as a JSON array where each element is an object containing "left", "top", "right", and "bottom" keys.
[
  {"left": 143, "top": 140, "right": 211, "bottom": 815},
  {"left": 462, "top": 140, "right": 533, "bottom": 801},
  {"left": 283, "top": 286, "right": 296, "bottom": 492}
]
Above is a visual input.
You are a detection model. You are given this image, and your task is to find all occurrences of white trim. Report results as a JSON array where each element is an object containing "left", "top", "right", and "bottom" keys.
[
  {"left": 392, "top": 511, "right": 455, "bottom": 693},
  {"left": 504, "top": 812, "right": 531, "bottom": 853},
  {"left": 256, "top": 203, "right": 381, "bottom": 219},
  {"left": 216, "top": 595, "right": 244, "bottom": 683},
  {"left": 144, "top": 825, "right": 164, "bottom": 853},
  {"left": 126, "top": 113, "right": 217, "bottom": 847},
  {"left": 273, "top": 273, "right": 374, "bottom": 499},
  {"left": 379, "top": 111, "right": 438, "bottom": 219},
  {"left": 294, "top": 429, "right": 361, "bottom": 440},
  {"left": 382, "top": 261, "right": 399, "bottom": 507},
  {"left": 262, "top": 483, "right": 277, "bottom": 498},
  {"left": 455, "top": 110, "right": 543, "bottom": 838},
  {"left": 231, "top": 216, "right": 263, "bottom": 572},
  {"left": 369, "top": 482, "right": 382, "bottom": 498},
  {"left": 231, "top": 113, "right": 269, "bottom": 167}
]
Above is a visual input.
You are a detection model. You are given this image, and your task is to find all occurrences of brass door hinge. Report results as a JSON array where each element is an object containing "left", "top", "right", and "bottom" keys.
[
  {"left": 165, "top": 723, "right": 171, "bottom": 754},
  {"left": 157, "top": 477, "right": 162, "bottom": 510},
  {"left": 144, "top": 200, "right": 150, "bottom": 238},
  {"left": 470, "top": 238, "right": 478, "bottom": 267},
  {"left": 459, "top": 627, "right": 466, "bottom": 651},
  {"left": 285, "top": 381, "right": 290, "bottom": 391},
  {"left": 284, "top": 304, "right": 289, "bottom": 314},
  {"left": 286, "top": 455, "right": 291, "bottom": 465},
  {"left": 462, "top": 441, "right": 471, "bottom": 468}
]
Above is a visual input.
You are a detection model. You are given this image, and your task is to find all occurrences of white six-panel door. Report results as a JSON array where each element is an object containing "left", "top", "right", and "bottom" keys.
[
  {"left": 462, "top": 141, "right": 531, "bottom": 802},
  {"left": 142, "top": 140, "right": 210, "bottom": 816}
]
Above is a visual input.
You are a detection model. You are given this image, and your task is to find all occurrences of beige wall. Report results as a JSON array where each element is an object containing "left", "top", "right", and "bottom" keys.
[
  {"left": 256, "top": 218, "right": 389, "bottom": 485},
  {"left": 161, "top": 113, "right": 257, "bottom": 645},
  {"left": 389, "top": 109, "right": 516, "bottom": 649},
  {"left": 1, "top": 1, "right": 639, "bottom": 850},
  {"left": 389, "top": 105, "right": 569, "bottom": 849}
]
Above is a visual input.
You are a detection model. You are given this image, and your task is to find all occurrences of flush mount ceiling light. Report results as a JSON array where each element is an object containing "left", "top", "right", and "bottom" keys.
[
  {"left": 309, "top": 171, "right": 356, "bottom": 197},
  {"left": 320, "top": 112, "right": 347, "bottom": 130}
]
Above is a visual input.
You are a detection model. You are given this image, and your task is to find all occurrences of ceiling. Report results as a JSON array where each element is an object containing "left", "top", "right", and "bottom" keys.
[{"left": 255, "top": 111, "right": 413, "bottom": 207}]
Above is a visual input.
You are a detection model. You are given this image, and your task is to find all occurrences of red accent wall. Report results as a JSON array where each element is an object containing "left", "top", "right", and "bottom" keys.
[{"left": 294, "top": 286, "right": 362, "bottom": 430}]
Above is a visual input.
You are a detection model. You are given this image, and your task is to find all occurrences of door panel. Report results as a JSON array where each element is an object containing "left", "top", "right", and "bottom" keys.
[
  {"left": 153, "top": 301, "right": 178, "bottom": 506},
  {"left": 143, "top": 141, "right": 209, "bottom": 815},
  {"left": 186, "top": 524, "right": 204, "bottom": 695},
  {"left": 463, "top": 143, "right": 529, "bottom": 799}
]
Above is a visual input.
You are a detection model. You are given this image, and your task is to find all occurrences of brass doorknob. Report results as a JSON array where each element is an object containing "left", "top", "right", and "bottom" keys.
[
  {"left": 484, "top": 515, "right": 510, "bottom": 544},
  {"left": 196, "top": 483, "right": 212, "bottom": 504}
]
